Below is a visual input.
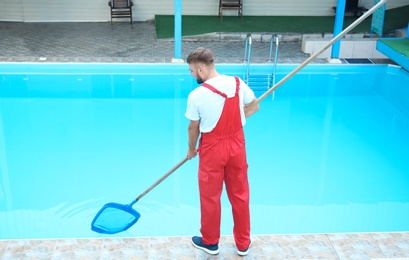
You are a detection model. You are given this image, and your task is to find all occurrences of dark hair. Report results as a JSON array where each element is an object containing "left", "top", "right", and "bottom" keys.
[{"left": 187, "top": 47, "right": 215, "bottom": 65}]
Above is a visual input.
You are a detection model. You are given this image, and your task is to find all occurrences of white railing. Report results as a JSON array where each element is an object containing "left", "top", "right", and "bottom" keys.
[{"left": 244, "top": 33, "right": 252, "bottom": 84}]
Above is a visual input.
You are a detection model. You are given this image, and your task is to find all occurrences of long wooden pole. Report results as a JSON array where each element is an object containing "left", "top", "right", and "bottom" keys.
[{"left": 255, "top": 0, "right": 388, "bottom": 105}]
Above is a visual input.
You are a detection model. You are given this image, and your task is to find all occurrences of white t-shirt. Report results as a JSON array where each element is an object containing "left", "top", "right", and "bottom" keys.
[{"left": 185, "top": 75, "right": 256, "bottom": 133}]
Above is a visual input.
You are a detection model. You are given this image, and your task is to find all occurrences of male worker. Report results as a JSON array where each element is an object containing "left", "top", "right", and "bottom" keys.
[{"left": 185, "top": 47, "right": 259, "bottom": 256}]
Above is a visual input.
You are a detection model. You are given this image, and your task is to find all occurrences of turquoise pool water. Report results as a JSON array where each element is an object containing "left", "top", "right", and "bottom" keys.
[{"left": 1, "top": 63, "right": 409, "bottom": 239}]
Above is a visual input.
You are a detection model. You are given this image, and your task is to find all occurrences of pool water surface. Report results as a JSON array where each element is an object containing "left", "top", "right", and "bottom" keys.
[{"left": 1, "top": 63, "right": 409, "bottom": 240}]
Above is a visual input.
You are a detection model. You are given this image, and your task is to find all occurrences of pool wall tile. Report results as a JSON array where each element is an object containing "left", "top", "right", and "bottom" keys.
[
  {"left": 257, "top": 234, "right": 338, "bottom": 259},
  {"left": 149, "top": 236, "right": 197, "bottom": 259},
  {"left": 214, "top": 235, "right": 244, "bottom": 259},
  {"left": 53, "top": 239, "right": 103, "bottom": 259},
  {"left": 3, "top": 239, "right": 56, "bottom": 259},
  {"left": 0, "top": 241, "right": 9, "bottom": 258},
  {"left": 101, "top": 237, "right": 150, "bottom": 259},
  {"left": 328, "top": 233, "right": 386, "bottom": 259},
  {"left": 372, "top": 232, "right": 409, "bottom": 258}
]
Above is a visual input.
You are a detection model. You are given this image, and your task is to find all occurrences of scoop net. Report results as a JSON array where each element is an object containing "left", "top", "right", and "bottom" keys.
[
  {"left": 91, "top": 158, "right": 189, "bottom": 234},
  {"left": 91, "top": 201, "right": 140, "bottom": 234}
]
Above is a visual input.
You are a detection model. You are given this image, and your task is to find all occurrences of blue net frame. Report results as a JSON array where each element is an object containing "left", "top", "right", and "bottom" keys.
[{"left": 91, "top": 202, "right": 140, "bottom": 234}]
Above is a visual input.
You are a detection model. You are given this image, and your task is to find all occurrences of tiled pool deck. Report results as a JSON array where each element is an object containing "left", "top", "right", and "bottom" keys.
[
  {"left": 1, "top": 233, "right": 409, "bottom": 259},
  {"left": 0, "top": 21, "right": 393, "bottom": 64},
  {"left": 1, "top": 21, "right": 408, "bottom": 259}
]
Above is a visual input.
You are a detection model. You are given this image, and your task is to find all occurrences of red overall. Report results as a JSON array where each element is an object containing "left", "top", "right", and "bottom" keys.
[{"left": 198, "top": 77, "right": 250, "bottom": 250}]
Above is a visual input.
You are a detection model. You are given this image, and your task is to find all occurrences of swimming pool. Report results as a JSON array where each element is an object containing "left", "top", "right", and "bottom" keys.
[{"left": 1, "top": 63, "right": 409, "bottom": 240}]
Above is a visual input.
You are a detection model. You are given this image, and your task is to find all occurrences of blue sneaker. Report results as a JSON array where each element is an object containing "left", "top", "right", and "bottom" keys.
[
  {"left": 237, "top": 240, "right": 252, "bottom": 256},
  {"left": 191, "top": 236, "right": 219, "bottom": 255}
]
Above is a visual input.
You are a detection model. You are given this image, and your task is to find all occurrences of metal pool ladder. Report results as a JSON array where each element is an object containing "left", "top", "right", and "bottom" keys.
[
  {"left": 244, "top": 33, "right": 280, "bottom": 91},
  {"left": 244, "top": 33, "right": 252, "bottom": 85}
]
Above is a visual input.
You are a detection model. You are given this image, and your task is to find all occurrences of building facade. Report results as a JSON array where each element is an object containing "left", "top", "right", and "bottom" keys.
[{"left": 0, "top": 0, "right": 407, "bottom": 22}]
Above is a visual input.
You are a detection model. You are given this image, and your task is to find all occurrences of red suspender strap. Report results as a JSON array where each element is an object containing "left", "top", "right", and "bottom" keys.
[
  {"left": 234, "top": 76, "right": 240, "bottom": 94},
  {"left": 201, "top": 83, "right": 227, "bottom": 98},
  {"left": 201, "top": 76, "right": 240, "bottom": 97}
]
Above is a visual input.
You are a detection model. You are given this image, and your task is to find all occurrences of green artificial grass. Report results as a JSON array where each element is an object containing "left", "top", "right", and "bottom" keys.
[
  {"left": 380, "top": 38, "right": 409, "bottom": 57},
  {"left": 155, "top": 5, "right": 409, "bottom": 39}
]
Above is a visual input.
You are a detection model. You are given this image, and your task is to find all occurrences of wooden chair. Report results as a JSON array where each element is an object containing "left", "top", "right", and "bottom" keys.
[
  {"left": 108, "top": 0, "right": 134, "bottom": 28},
  {"left": 332, "top": 0, "right": 368, "bottom": 17},
  {"left": 219, "top": 0, "right": 243, "bottom": 21}
]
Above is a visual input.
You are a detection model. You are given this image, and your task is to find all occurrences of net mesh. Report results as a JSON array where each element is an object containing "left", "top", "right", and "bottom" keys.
[{"left": 91, "top": 202, "right": 140, "bottom": 234}]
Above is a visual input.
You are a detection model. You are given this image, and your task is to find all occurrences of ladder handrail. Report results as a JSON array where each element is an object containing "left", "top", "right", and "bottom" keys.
[
  {"left": 268, "top": 34, "right": 279, "bottom": 88},
  {"left": 268, "top": 34, "right": 279, "bottom": 62},
  {"left": 244, "top": 33, "right": 252, "bottom": 84}
]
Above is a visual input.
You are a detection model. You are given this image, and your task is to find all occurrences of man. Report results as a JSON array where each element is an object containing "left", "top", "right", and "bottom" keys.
[{"left": 185, "top": 47, "right": 260, "bottom": 256}]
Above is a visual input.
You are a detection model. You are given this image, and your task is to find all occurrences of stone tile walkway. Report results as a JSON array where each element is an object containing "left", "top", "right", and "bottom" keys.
[{"left": 1, "top": 233, "right": 409, "bottom": 259}]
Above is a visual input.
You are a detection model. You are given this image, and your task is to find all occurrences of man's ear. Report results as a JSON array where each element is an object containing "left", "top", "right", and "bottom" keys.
[{"left": 196, "top": 64, "right": 203, "bottom": 73}]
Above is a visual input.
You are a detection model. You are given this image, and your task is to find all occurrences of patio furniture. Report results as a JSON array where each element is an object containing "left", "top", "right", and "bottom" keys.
[
  {"left": 332, "top": 0, "right": 368, "bottom": 17},
  {"left": 219, "top": 0, "right": 242, "bottom": 21},
  {"left": 108, "top": 0, "right": 134, "bottom": 28}
]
